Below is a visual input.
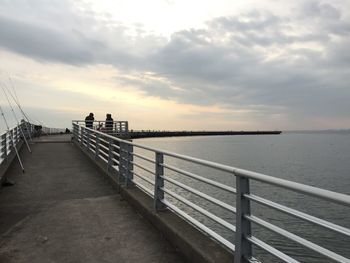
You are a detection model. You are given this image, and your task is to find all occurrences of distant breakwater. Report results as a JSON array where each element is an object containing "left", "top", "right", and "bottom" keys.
[{"left": 129, "top": 130, "right": 282, "bottom": 139}]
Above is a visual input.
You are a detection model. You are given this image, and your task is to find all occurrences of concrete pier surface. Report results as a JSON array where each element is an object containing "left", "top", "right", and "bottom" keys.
[{"left": 0, "top": 136, "right": 184, "bottom": 262}]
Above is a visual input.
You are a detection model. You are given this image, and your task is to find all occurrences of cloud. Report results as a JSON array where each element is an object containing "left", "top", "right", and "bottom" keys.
[
  {"left": 0, "top": 15, "right": 99, "bottom": 64},
  {"left": 0, "top": 0, "right": 349, "bottom": 129},
  {"left": 0, "top": 0, "right": 162, "bottom": 68}
]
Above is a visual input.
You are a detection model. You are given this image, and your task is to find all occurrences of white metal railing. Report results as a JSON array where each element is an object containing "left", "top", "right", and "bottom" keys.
[
  {"left": 0, "top": 121, "right": 33, "bottom": 166},
  {"left": 72, "top": 122, "right": 350, "bottom": 263},
  {"left": 72, "top": 120, "right": 128, "bottom": 137}
]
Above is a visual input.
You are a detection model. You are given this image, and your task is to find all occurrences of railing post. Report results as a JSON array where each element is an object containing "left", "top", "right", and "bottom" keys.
[
  {"left": 9, "top": 130, "right": 14, "bottom": 149},
  {"left": 1, "top": 133, "right": 7, "bottom": 161},
  {"left": 86, "top": 129, "right": 91, "bottom": 152},
  {"left": 125, "top": 144, "right": 133, "bottom": 188},
  {"left": 107, "top": 138, "right": 113, "bottom": 172},
  {"left": 30, "top": 123, "right": 34, "bottom": 137},
  {"left": 75, "top": 125, "right": 79, "bottom": 140},
  {"left": 13, "top": 127, "right": 18, "bottom": 144},
  {"left": 154, "top": 152, "right": 166, "bottom": 211},
  {"left": 72, "top": 124, "right": 78, "bottom": 141},
  {"left": 118, "top": 142, "right": 126, "bottom": 184},
  {"left": 235, "top": 175, "right": 252, "bottom": 263},
  {"left": 80, "top": 127, "right": 84, "bottom": 147},
  {"left": 95, "top": 133, "right": 100, "bottom": 160}
]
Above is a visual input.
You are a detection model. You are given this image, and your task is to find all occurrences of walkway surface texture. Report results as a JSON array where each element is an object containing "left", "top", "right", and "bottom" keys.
[{"left": 0, "top": 135, "right": 183, "bottom": 263}]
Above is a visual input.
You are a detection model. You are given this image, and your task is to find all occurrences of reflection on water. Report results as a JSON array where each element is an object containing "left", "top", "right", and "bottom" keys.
[{"left": 133, "top": 134, "right": 350, "bottom": 262}]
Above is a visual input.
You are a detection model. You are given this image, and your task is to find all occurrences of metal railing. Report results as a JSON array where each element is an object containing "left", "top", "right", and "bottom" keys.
[
  {"left": 0, "top": 122, "right": 33, "bottom": 165},
  {"left": 72, "top": 122, "right": 350, "bottom": 263},
  {"left": 72, "top": 120, "right": 128, "bottom": 137}
]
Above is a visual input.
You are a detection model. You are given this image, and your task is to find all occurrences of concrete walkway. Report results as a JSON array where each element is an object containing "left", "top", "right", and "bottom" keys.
[{"left": 0, "top": 136, "right": 183, "bottom": 263}]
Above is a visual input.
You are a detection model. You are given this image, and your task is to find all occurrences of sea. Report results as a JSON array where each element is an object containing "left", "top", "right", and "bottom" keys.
[{"left": 132, "top": 132, "right": 350, "bottom": 262}]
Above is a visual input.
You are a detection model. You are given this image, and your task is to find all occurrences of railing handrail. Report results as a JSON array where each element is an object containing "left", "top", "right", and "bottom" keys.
[
  {"left": 72, "top": 122, "right": 350, "bottom": 263},
  {"left": 74, "top": 124, "right": 350, "bottom": 207}
]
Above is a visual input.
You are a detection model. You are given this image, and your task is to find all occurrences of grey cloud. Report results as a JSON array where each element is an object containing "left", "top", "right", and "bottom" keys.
[
  {"left": 0, "top": 0, "right": 151, "bottom": 68},
  {"left": 209, "top": 11, "right": 282, "bottom": 32},
  {"left": 298, "top": 1, "right": 350, "bottom": 36},
  {"left": 324, "top": 39, "right": 350, "bottom": 67},
  {"left": 301, "top": 1, "right": 341, "bottom": 20},
  {"left": 0, "top": 14, "right": 98, "bottom": 64}
]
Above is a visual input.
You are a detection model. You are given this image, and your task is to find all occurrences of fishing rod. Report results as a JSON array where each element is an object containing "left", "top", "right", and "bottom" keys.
[
  {"left": 0, "top": 104, "right": 25, "bottom": 172},
  {"left": 5, "top": 80, "right": 33, "bottom": 140},
  {"left": 8, "top": 79, "right": 52, "bottom": 137},
  {"left": 1, "top": 87, "right": 32, "bottom": 153},
  {"left": 3, "top": 84, "right": 33, "bottom": 140},
  {"left": 7, "top": 78, "right": 53, "bottom": 137},
  {"left": 8, "top": 78, "right": 20, "bottom": 105}
]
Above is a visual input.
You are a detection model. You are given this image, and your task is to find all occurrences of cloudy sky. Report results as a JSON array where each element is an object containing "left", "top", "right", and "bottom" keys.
[{"left": 0, "top": 0, "right": 349, "bottom": 131}]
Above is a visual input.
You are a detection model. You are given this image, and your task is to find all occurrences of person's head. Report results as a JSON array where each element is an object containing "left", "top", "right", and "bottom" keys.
[
  {"left": 89, "top": 112, "right": 94, "bottom": 117},
  {"left": 106, "top": 113, "right": 111, "bottom": 118}
]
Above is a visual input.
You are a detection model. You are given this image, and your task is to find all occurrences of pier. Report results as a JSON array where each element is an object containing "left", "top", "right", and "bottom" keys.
[
  {"left": 72, "top": 120, "right": 282, "bottom": 139},
  {"left": 0, "top": 121, "right": 349, "bottom": 263}
]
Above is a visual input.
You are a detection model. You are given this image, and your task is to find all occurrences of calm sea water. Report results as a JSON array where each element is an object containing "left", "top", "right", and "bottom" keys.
[{"left": 133, "top": 133, "right": 350, "bottom": 262}]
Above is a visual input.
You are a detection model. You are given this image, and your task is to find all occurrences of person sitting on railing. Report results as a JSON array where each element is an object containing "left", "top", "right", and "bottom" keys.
[
  {"left": 85, "top": 113, "right": 94, "bottom": 129},
  {"left": 105, "top": 113, "right": 113, "bottom": 133},
  {"left": 97, "top": 123, "right": 103, "bottom": 131}
]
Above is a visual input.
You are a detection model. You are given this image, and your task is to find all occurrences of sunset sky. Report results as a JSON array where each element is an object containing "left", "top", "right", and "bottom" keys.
[{"left": 0, "top": 0, "right": 349, "bottom": 131}]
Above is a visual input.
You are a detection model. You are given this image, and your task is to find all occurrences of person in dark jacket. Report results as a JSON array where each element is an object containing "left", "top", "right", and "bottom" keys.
[
  {"left": 105, "top": 113, "right": 113, "bottom": 133},
  {"left": 85, "top": 113, "right": 94, "bottom": 129}
]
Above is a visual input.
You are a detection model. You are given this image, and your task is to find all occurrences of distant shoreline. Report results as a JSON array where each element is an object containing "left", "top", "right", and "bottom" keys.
[
  {"left": 283, "top": 129, "right": 350, "bottom": 134},
  {"left": 129, "top": 130, "right": 282, "bottom": 139}
]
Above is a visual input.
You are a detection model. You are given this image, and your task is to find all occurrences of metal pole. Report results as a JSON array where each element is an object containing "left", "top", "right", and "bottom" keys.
[
  {"left": 95, "top": 133, "right": 100, "bottom": 160},
  {"left": 72, "top": 123, "right": 77, "bottom": 141},
  {"left": 80, "top": 127, "right": 84, "bottom": 147},
  {"left": 107, "top": 138, "right": 113, "bottom": 172},
  {"left": 125, "top": 143, "right": 133, "bottom": 188},
  {"left": 9, "top": 130, "right": 13, "bottom": 148},
  {"left": 154, "top": 152, "right": 166, "bottom": 211},
  {"left": 86, "top": 129, "right": 91, "bottom": 152},
  {"left": 118, "top": 142, "right": 125, "bottom": 185},
  {"left": 235, "top": 175, "right": 252, "bottom": 263},
  {"left": 0, "top": 105, "right": 25, "bottom": 172}
]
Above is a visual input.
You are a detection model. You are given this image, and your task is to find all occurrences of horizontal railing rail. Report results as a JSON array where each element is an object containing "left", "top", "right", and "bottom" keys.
[{"left": 72, "top": 122, "right": 350, "bottom": 263}]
